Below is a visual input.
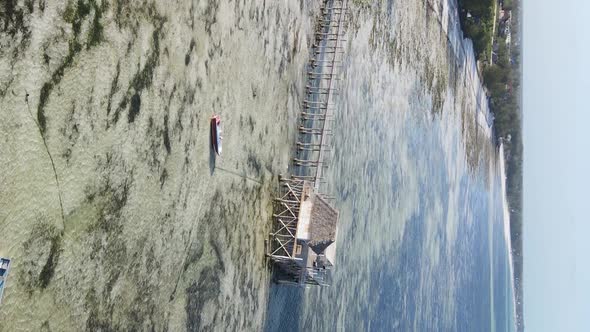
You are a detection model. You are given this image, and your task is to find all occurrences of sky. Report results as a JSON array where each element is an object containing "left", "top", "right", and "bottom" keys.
[{"left": 523, "top": 0, "right": 590, "bottom": 331}]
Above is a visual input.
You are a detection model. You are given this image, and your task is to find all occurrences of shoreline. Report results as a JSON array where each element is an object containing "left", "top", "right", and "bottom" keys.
[{"left": 499, "top": 143, "right": 518, "bottom": 331}]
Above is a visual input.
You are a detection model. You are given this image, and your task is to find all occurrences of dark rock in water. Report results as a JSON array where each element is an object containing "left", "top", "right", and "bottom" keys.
[{"left": 128, "top": 92, "right": 141, "bottom": 123}]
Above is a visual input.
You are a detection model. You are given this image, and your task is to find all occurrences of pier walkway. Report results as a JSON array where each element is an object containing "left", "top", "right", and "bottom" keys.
[
  {"left": 266, "top": 0, "right": 348, "bottom": 287},
  {"left": 291, "top": 0, "right": 348, "bottom": 197}
]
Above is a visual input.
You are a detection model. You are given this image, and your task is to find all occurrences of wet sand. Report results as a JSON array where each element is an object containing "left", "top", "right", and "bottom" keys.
[{"left": 0, "top": 0, "right": 319, "bottom": 330}]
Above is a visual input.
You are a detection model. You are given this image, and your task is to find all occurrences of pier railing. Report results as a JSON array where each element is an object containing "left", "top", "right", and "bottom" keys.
[{"left": 292, "top": 0, "right": 348, "bottom": 197}]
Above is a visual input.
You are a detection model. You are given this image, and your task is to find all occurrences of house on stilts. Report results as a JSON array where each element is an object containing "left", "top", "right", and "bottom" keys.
[
  {"left": 267, "top": 176, "right": 339, "bottom": 287},
  {"left": 267, "top": 0, "right": 347, "bottom": 287}
]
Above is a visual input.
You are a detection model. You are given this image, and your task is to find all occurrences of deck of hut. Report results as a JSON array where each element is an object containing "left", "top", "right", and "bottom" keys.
[{"left": 267, "top": 0, "right": 347, "bottom": 287}]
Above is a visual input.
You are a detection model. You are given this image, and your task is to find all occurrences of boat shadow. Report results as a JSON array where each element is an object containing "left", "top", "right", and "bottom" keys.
[{"left": 209, "top": 135, "right": 216, "bottom": 175}]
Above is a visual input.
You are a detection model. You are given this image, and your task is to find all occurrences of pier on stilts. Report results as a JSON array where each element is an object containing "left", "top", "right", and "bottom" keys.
[{"left": 267, "top": 0, "right": 347, "bottom": 287}]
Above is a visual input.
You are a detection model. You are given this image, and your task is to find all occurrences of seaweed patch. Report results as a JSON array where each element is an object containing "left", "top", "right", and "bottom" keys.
[
  {"left": 19, "top": 221, "right": 63, "bottom": 292},
  {"left": 128, "top": 92, "right": 141, "bottom": 123},
  {"left": 38, "top": 0, "right": 106, "bottom": 134},
  {"left": 0, "top": 0, "right": 32, "bottom": 38},
  {"left": 38, "top": 236, "right": 62, "bottom": 289},
  {"left": 112, "top": 8, "right": 165, "bottom": 124}
]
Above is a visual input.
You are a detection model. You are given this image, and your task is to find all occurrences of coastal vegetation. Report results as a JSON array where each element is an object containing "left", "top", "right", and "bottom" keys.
[
  {"left": 457, "top": 0, "right": 496, "bottom": 62},
  {"left": 459, "top": 0, "right": 524, "bottom": 330}
]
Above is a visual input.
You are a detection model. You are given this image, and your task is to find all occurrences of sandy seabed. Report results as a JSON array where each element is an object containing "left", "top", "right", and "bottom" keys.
[{"left": 0, "top": 0, "right": 319, "bottom": 330}]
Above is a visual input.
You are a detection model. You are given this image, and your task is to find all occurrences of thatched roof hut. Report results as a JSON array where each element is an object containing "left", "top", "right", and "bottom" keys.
[
  {"left": 308, "top": 194, "right": 339, "bottom": 254},
  {"left": 268, "top": 177, "right": 340, "bottom": 287}
]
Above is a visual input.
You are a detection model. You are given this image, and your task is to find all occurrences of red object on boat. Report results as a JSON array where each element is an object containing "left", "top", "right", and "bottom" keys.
[{"left": 210, "top": 115, "right": 222, "bottom": 156}]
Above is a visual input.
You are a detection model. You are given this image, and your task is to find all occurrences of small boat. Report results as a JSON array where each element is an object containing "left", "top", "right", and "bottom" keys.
[
  {"left": 0, "top": 257, "right": 10, "bottom": 305},
  {"left": 210, "top": 115, "right": 222, "bottom": 156}
]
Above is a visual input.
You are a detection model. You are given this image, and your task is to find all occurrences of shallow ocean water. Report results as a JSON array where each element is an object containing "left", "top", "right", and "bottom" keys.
[
  {"left": 0, "top": 0, "right": 515, "bottom": 331},
  {"left": 265, "top": 0, "right": 516, "bottom": 331},
  {"left": 1, "top": 0, "right": 317, "bottom": 330}
]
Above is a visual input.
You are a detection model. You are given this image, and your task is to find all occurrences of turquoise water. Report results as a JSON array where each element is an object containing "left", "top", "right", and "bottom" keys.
[{"left": 265, "top": 0, "right": 517, "bottom": 331}]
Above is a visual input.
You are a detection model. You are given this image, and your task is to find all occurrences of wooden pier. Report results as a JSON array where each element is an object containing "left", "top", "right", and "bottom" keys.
[
  {"left": 295, "top": 0, "right": 347, "bottom": 194},
  {"left": 267, "top": 0, "right": 347, "bottom": 287}
]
